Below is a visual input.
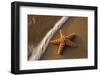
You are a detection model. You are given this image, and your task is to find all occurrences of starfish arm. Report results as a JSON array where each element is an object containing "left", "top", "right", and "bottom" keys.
[
  {"left": 60, "top": 30, "right": 65, "bottom": 38},
  {"left": 66, "top": 33, "right": 76, "bottom": 40},
  {"left": 66, "top": 40, "right": 77, "bottom": 47},
  {"left": 50, "top": 39, "right": 60, "bottom": 45},
  {"left": 57, "top": 42, "right": 65, "bottom": 55}
]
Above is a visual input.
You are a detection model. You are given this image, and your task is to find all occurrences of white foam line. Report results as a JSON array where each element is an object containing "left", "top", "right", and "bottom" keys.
[{"left": 29, "top": 16, "right": 69, "bottom": 60}]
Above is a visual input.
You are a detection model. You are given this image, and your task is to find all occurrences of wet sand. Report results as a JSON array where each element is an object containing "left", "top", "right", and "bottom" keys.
[{"left": 28, "top": 15, "right": 88, "bottom": 60}]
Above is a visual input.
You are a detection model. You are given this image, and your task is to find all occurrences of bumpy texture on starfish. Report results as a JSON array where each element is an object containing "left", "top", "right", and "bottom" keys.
[{"left": 50, "top": 30, "right": 77, "bottom": 55}]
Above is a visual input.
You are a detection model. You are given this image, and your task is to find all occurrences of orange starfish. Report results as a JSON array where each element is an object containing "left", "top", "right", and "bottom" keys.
[{"left": 50, "top": 30, "right": 77, "bottom": 55}]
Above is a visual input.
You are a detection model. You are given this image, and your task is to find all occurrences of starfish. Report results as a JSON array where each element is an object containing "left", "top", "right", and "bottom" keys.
[{"left": 50, "top": 30, "right": 77, "bottom": 55}]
